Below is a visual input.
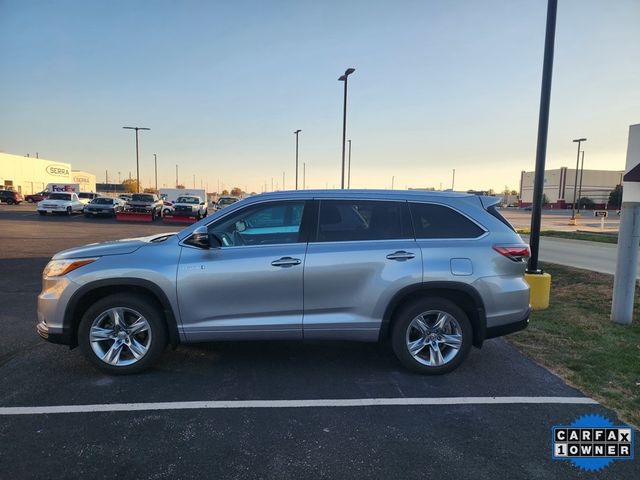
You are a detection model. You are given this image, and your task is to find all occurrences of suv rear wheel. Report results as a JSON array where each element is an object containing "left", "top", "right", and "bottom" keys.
[
  {"left": 392, "top": 297, "right": 472, "bottom": 375},
  {"left": 78, "top": 293, "right": 167, "bottom": 374}
]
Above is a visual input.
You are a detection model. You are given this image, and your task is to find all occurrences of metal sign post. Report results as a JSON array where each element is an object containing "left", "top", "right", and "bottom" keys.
[{"left": 611, "top": 124, "right": 640, "bottom": 325}]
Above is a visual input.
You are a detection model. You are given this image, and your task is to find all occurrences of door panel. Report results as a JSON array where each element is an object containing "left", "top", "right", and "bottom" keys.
[
  {"left": 177, "top": 244, "right": 306, "bottom": 341},
  {"left": 304, "top": 241, "right": 421, "bottom": 340},
  {"left": 177, "top": 200, "right": 308, "bottom": 341},
  {"left": 303, "top": 200, "right": 421, "bottom": 341}
]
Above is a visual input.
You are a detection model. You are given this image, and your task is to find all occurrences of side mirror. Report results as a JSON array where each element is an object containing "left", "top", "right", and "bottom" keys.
[{"left": 185, "top": 226, "right": 212, "bottom": 249}]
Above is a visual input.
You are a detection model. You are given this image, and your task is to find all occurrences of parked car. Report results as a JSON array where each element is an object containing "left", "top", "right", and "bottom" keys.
[
  {"left": 25, "top": 191, "right": 49, "bottom": 203},
  {"left": 165, "top": 195, "right": 207, "bottom": 219},
  {"left": 213, "top": 195, "right": 239, "bottom": 211},
  {"left": 36, "top": 190, "right": 530, "bottom": 374},
  {"left": 0, "top": 190, "right": 24, "bottom": 205},
  {"left": 84, "top": 197, "right": 125, "bottom": 217},
  {"left": 37, "top": 192, "right": 84, "bottom": 215},
  {"left": 118, "top": 194, "right": 133, "bottom": 203},
  {"left": 78, "top": 192, "right": 100, "bottom": 205},
  {"left": 124, "top": 193, "right": 163, "bottom": 218}
]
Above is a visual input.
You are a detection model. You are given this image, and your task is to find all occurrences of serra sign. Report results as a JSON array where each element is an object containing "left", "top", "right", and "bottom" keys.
[{"left": 46, "top": 164, "right": 70, "bottom": 177}]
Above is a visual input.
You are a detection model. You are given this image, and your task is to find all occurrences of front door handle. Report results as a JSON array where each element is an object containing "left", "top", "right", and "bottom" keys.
[
  {"left": 386, "top": 251, "right": 416, "bottom": 261},
  {"left": 271, "top": 257, "right": 302, "bottom": 267}
]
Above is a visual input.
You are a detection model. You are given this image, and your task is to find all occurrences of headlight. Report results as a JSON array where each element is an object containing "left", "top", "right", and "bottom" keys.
[{"left": 43, "top": 258, "right": 97, "bottom": 278}]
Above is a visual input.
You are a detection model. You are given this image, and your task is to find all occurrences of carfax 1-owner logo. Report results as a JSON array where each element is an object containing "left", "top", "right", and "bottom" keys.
[{"left": 552, "top": 414, "right": 635, "bottom": 472}]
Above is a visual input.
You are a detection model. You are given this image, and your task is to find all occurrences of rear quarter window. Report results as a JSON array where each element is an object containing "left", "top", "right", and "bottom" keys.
[{"left": 409, "top": 202, "right": 485, "bottom": 239}]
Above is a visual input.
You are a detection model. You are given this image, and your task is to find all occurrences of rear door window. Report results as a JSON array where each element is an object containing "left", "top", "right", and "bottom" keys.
[
  {"left": 317, "top": 200, "right": 411, "bottom": 242},
  {"left": 409, "top": 202, "right": 485, "bottom": 239}
]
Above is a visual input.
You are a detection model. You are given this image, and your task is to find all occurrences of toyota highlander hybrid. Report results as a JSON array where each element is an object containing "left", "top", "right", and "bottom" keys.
[{"left": 36, "top": 190, "right": 531, "bottom": 374}]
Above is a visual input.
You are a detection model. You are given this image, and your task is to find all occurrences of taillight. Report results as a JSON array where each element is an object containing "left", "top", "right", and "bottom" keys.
[{"left": 493, "top": 245, "right": 530, "bottom": 262}]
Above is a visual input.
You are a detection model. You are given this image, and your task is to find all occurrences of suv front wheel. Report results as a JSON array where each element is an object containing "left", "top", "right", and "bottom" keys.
[
  {"left": 392, "top": 297, "right": 472, "bottom": 375},
  {"left": 78, "top": 293, "right": 167, "bottom": 374}
]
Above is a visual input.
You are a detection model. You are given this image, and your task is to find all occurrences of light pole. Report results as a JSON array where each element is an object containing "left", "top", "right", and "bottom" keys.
[
  {"left": 527, "top": 0, "right": 557, "bottom": 281},
  {"left": 282, "top": 171, "right": 285, "bottom": 191},
  {"left": 577, "top": 150, "right": 585, "bottom": 213},
  {"left": 303, "top": 162, "right": 306, "bottom": 189},
  {"left": 452, "top": 169, "right": 456, "bottom": 190},
  {"left": 570, "top": 138, "right": 587, "bottom": 220},
  {"left": 153, "top": 154, "right": 158, "bottom": 192},
  {"left": 122, "top": 126, "right": 150, "bottom": 193},
  {"left": 391, "top": 176, "right": 395, "bottom": 189},
  {"left": 176, "top": 165, "right": 179, "bottom": 188},
  {"left": 338, "top": 68, "right": 355, "bottom": 189},
  {"left": 294, "top": 130, "right": 301, "bottom": 189},
  {"left": 347, "top": 139, "right": 352, "bottom": 189}
]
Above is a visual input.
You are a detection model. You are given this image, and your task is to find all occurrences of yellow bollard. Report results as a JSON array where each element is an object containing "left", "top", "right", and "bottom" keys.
[{"left": 524, "top": 272, "right": 551, "bottom": 310}]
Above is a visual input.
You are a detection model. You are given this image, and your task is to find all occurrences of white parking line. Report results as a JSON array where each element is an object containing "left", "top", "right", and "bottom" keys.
[{"left": 0, "top": 396, "right": 598, "bottom": 416}]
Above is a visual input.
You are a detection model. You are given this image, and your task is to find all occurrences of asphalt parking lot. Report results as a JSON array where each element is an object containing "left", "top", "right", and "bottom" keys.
[{"left": 0, "top": 204, "right": 637, "bottom": 479}]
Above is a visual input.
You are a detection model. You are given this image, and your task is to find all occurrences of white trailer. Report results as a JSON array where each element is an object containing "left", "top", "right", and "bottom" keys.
[
  {"left": 159, "top": 188, "right": 206, "bottom": 204},
  {"left": 46, "top": 183, "right": 80, "bottom": 193}
]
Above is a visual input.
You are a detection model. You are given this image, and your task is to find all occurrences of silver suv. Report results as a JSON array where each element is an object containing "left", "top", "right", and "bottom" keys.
[{"left": 37, "top": 190, "right": 531, "bottom": 374}]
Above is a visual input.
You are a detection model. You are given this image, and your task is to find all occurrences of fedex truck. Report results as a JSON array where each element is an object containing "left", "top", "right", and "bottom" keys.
[{"left": 46, "top": 183, "right": 80, "bottom": 193}]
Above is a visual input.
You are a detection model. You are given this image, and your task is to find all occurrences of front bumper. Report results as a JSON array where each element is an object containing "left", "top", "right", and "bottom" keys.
[
  {"left": 36, "top": 276, "right": 77, "bottom": 345},
  {"left": 85, "top": 208, "right": 115, "bottom": 215}
]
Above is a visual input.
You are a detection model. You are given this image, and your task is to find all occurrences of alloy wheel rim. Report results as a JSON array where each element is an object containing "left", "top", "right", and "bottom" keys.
[
  {"left": 89, "top": 307, "right": 152, "bottom": 366},
  {"left": 405, "top": 310, "right": 463, "bottom": 367}
]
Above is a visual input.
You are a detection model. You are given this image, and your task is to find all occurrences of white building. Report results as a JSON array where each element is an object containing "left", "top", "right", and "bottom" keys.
[
  {"left": 0, "top": 152, "right": 96, "bottom": 194},
  {"left": 519, "top": 167, "right": 624, "bottom": 208}
]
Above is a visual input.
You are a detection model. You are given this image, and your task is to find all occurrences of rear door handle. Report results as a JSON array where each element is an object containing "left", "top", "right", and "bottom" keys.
[
  {"left": 386, "top": 251, "right": 416, "bottom": 261},
  {"left": 271, "top": 257, "right": 302, "bottom": 267}
]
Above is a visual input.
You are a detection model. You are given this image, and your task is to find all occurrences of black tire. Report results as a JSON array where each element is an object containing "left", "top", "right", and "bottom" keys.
[
  {"left": 77, "top": 293, "right": 167, "bottom": 374},
  {"left": 66, "top": 206, "right": 72, "bottom": 216},
  {"left": 391, "top": 297, "right": 472, "bottom": 375},
  {"left": 6, "top": 198, "right": 14, "bottom": 205},
  {"left": 38, "top": 210, "right": 46, "bottom": 216}
]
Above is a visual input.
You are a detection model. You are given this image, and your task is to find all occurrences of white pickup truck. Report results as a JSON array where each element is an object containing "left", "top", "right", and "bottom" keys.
[
  {"left": 164, "top": 195, "right": 208, "bottom": 219},
  {"left": 37, "top": 192, "right": 85, "bottom": 216}
]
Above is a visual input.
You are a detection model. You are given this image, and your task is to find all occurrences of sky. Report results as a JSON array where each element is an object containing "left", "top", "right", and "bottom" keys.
[{"left": 0, "top": 0, "right": 638, "bottom": 193}]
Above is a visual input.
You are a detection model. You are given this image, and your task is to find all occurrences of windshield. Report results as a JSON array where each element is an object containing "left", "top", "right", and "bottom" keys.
[
  {"left": 218, "top": 197, "right": 238, "bottom": 205},
  {"left": 131, "top": 194, "right": 154, "bottom": 202},
  {"left": 91, "top": 198, "right": 113, "bottom": 205},
  {"left": 48, "top": 193, "right": 71, "bottom": 201},
  {"left": 176, "top": 196, "right": 199, "bottom": 204}
]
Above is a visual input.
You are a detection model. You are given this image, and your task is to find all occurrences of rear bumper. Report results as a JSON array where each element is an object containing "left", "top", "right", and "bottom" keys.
[{"left": 485, "top": 307, "right": 530, "bottom": 339}]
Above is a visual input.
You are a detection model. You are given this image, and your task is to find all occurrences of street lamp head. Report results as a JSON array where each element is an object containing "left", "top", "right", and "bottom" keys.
[
  {"left": 572, "top": 138, "right": 587, "bottom": 143},
  {"left": 294, "top": 129, "right": 302, "bottom": 134},
  {"left": 338, "top": 68, "right": 355, "bottom": 81}
]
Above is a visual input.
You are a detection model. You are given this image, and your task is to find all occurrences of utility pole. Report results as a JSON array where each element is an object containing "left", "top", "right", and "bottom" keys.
[
  {"left": 105, "top": 170, "right": 109, "bottom": 183},
  {"left": 283, "top": 171, "right": 285, "bottom": 190},
  {"left": 193, "top": 174, "right": 196, "bottom": 188},
  {"left": 338, "top": 68, "right": 355, "bottom": 189},
  {"left": 570, "top": 138, "right": 587, "bottom": 221},
  {"left": 452, "top": 169, "right": 456, "bottom": 190},
  {"left": 391, "top": 176, "right": 395, "bottom": 189},
  {"left": 122, "top": 126, "right": 150, "bottom": 193},
  {"left": 153, "top": 154, "right": 158, "bottom": 192},
  {"left": 577, "top": 150, "right": 585, "bottom": 213},
  {"left": 347, "top": 139, "right": 352, "bottom": 189},
  {"left": 294, "top": 130, "right": 301, "bottom": 189},
  {"left": 175, "top": 165, "right": 179, "bottom": 188}
]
